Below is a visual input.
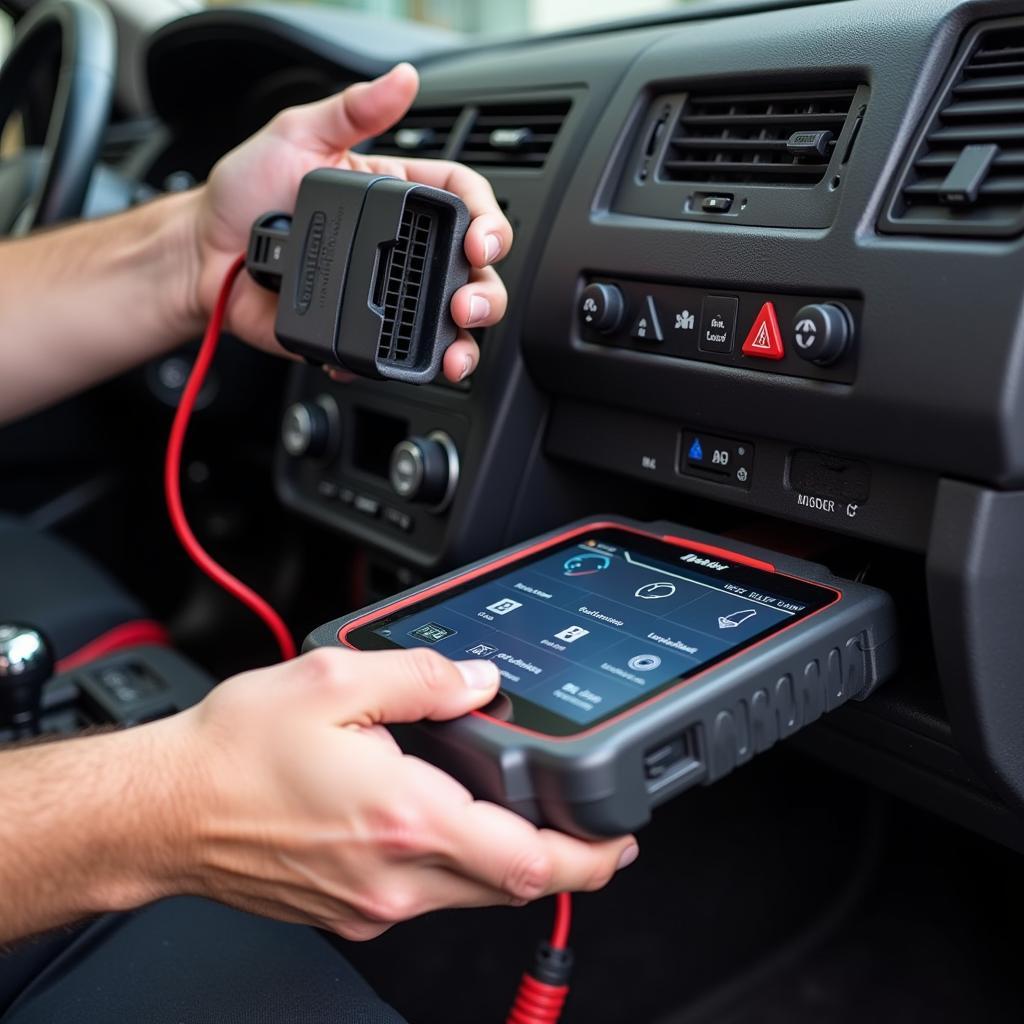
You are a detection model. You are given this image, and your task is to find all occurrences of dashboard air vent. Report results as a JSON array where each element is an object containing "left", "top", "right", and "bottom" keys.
[
  {"left": 659, "top": 87, "right": 856, "bottom": 186},
  {"left": 372, "top": 107, "right": 462, "bottom": 159},
  {"left": 457, "top": 101, "right": 571, "bottom": 170},
  {"left": 882, "top": 21, "right": 1024, "bottom": 236}
]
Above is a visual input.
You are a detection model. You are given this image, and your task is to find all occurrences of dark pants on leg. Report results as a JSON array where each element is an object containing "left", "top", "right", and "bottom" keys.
[{"left": 0, "top": 898, "right": 406, "bottom": 1023}]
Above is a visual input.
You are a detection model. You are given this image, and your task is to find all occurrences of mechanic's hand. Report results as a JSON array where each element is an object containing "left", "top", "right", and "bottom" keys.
[
  {"left": 165, "top": 648, "right": 637, "bottom": 940},
  {"left": 192, "top": 63, "right": 510, "bottom": 383}
]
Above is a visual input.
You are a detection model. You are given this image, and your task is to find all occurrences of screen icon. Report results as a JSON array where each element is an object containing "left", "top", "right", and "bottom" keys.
[
  {"left": 627, "top": 654, "right": 662, "bottom": 672},
  {"left": 466, "top": 643, "right": 498, "bottom": 657},
  {"left": 718, "top": 608, "right": 758, "bottom": 629},
  {"left": 554, "top": 625, "right": 590, "bottom": 643},
  {"left": 486, "top": 598, "right": 523, "bottom": 616},
  {"left": 563, "top": 553, "right": 611, "bottom": 577},
  {"left": 635, "top": 582, "right": 676, "bottom": 600},
  {"left": 409, "top": 622, "right": 456, "bottom": 644}
]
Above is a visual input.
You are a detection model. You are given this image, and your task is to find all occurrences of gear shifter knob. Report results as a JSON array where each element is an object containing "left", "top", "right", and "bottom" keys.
[{"left": 0, "top": 624, "right": 53, "bottom": 736}]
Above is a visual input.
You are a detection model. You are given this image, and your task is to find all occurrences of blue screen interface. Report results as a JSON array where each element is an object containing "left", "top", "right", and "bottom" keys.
[{"left": 373, "top": 537, "right": 825, "bottom": 727}]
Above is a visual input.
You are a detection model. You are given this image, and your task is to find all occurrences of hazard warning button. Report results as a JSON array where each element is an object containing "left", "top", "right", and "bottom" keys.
[{"left": 741, "top": 302, "right": 785, "bottom": 360}]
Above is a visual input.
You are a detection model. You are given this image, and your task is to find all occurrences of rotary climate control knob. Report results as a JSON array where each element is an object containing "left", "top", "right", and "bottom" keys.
[
  {"left": 791, "top": 304, "right": 853, "bottom": 366},
  {"left": 389, "top": 431, "right": 460, "bottom": 509},
  {"left": 579, "top": 283, "right": 625, "bottom": 335},
  {"left": 281, "top": 396, "right": 339, "bottom": 458}
]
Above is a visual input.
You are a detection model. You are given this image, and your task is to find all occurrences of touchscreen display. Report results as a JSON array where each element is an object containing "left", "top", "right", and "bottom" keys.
[{"left": 347, "top": 528, "right": 838, "bottom": 735}]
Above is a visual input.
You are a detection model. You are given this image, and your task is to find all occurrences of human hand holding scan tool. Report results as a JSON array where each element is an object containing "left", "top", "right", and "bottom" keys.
[
  {"left": 192, "top": 62, "right": 510, "bottom": 384},
  {"left": 311, "top": 517, "right": 899, "bottom": 839}
]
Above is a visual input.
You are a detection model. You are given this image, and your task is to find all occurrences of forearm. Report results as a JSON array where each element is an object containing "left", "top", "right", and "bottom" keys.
[
  {"left": 0, "top": 718, "right": 197, "bottom": 944},
  {"left": 0, "top": 191, "right": 204, "bottom": 425}
]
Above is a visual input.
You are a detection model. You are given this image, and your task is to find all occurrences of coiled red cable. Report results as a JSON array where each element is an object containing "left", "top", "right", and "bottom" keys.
[
  {"left": 164, "top": 254, "right": 296, "bottom": 662},
  {"left": 506, "top": 973, "right": 570, "bottom": 1024}
]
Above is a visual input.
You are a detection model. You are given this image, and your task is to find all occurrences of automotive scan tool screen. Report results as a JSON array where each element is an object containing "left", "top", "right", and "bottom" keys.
[{"left": 349, "top": 529, "right": 838, "bottom": 735}]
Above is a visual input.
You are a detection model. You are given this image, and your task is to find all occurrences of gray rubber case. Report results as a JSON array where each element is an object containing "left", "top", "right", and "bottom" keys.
[{"left": 306, "top": 516, "right": 899, "bottom": 838}]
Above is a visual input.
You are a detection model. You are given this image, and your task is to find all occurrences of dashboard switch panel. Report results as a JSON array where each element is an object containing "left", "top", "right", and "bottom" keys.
[{"left": 579, "top": 277, "right": 860, "bottom": 384}]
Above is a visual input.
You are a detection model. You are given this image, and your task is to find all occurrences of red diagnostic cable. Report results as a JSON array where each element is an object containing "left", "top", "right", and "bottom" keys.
[
  {"left": 506, "top": 892, "right": 574, "bottom": 1024},
  {"left": 550, "top": 891, "right": 572, "bottom": 951},
  {"left": 164, "top": 254, "right": 297, "bottom": 662}
]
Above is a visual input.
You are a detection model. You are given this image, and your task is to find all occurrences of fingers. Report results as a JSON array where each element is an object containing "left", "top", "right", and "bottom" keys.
[
  {"left": 442, "top": 798, "right": 637, "bottom": 901},
  {"left": 277, "top": 63, "right": 420, "bottom": 153},
  {"left": 451, "top": 266, "right": 507, "bottom": 330},
  {"left": 443, "top": 336, "right": 479, "bottom": 383},
  {"left": 442, "top": 262, "right": 504, "bottom": 381},
  {"left": 397, "top": 158, "right": 513, "bottom": 267},
  {"left": 298, "top": 647, "right": 500, "bottom": 726}
]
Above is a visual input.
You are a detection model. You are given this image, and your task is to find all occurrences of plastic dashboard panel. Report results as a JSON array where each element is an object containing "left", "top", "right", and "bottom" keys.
[
  {"left": 523, "top": 0, "right": 1024, "bottom": 490},
  {"left": 147, "top": 0, "right": 1024, "bottom": 843}
]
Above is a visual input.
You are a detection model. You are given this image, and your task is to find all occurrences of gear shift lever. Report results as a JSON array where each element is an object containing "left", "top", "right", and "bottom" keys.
[{"left": 0, "top": 624, "right": 53, "bottom": 737}]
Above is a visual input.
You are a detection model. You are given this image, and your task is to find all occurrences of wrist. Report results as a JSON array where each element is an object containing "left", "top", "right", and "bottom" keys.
[
  {"left": 151, "top": 188, "right": 207, "bottom": 343},
  {"left": 81, "top": 715, "right": 210, "bottom": 913}
]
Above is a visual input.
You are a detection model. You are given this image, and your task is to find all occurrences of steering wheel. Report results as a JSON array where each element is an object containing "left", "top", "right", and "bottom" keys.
[{"left": 0, "top": 0, "right": 115, "bottom": 235}]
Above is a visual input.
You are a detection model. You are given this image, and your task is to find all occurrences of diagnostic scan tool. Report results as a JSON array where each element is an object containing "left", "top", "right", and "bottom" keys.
[{"left": 309, "top": 518, "right": 899, "bottom": 838}]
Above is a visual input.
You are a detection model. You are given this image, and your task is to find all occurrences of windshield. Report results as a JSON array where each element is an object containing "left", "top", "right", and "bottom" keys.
[{"left": 205, "top": 0, "right": 720, "bottom": 38}]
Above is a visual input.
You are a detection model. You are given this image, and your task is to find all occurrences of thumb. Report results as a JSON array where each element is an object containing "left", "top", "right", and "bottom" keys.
[
  {"left": 326, "top": 648, "right": 500, "bottom": 726},
  {"left": 298, "top": 62, "right": 420, "bottom": 152}
]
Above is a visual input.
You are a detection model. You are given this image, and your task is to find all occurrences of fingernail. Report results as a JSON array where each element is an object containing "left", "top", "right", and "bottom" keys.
[
  {"left": 616, "top": 845, "right": 639, "bottom": 871},
  {"left": 484, "top": 234, "right": 502, "bottom": 264},
  {"left": 467, "top": 294, "right": 491, "bottom": 326},
  {"left": 455, "top": 659, "right": 500, "bottom": 690},
  {"left": 458, "top": 354, "right": 474, "bottom": 382}
]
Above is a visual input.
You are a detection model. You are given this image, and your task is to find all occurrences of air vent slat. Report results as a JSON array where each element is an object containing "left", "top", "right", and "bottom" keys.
[
  {"left": 679, "top": 112, "right": 846, "bottom": 128},
  {"left": 659, "top": 85, "right": 856, "bottom": 187},
  {"left": 884, "top": 19, "right": 1024, "bottom": 235},
  {"left": 371, "top": 106, "right": 462, "bottom": 159},
  {"left": 662, "top": 159, "right": 826, "bottom": 179},
  {"left": 917, "top": 147, "right": 1024, "bottom": 169},
  {"left": 929, "top": 122, "right": 1024, "bottom": 143},
  {"left": 456, "top": 100, "right": 570, "bottom": 171},
  {"left": 688, "top": 88, "right": 856, "bottom": 105},
  {"left": 953, "top": 74, "right": 1024, "bottom": 94},
  {"left": 470, "top": 114, "right": 566, "bottom": 128},
  {"left": 963, "top": 59, "right": 1024, "bottom": 78},
  {"left": 942, "top": 97, "right": 1024, "bottom": 119},
  {"left": 673, "top": 137, "right": 795, "bottom": 153},
  {"left": 974, "top": 44, "right": 1024, "bottom": 61}
]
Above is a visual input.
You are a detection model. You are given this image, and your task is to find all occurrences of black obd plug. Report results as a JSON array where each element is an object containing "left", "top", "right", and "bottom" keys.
[{"left": 246, "top": 168, "right": 470, "bottom": 383}]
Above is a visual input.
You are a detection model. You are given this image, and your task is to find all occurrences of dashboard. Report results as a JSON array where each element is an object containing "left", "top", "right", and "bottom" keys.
[{"left": 139, "top": 0, "right": 1024, "bottom": 849}]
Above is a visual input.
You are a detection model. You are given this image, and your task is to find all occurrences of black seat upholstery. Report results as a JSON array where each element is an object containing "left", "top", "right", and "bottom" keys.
[{"left": 0, "top": 515, "right": 147, "bottom": 659}]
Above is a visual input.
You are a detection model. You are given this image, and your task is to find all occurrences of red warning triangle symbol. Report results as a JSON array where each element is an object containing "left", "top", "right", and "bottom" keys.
[{"left": 741, "top": 302, "right": 785, "bottom": 360}]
